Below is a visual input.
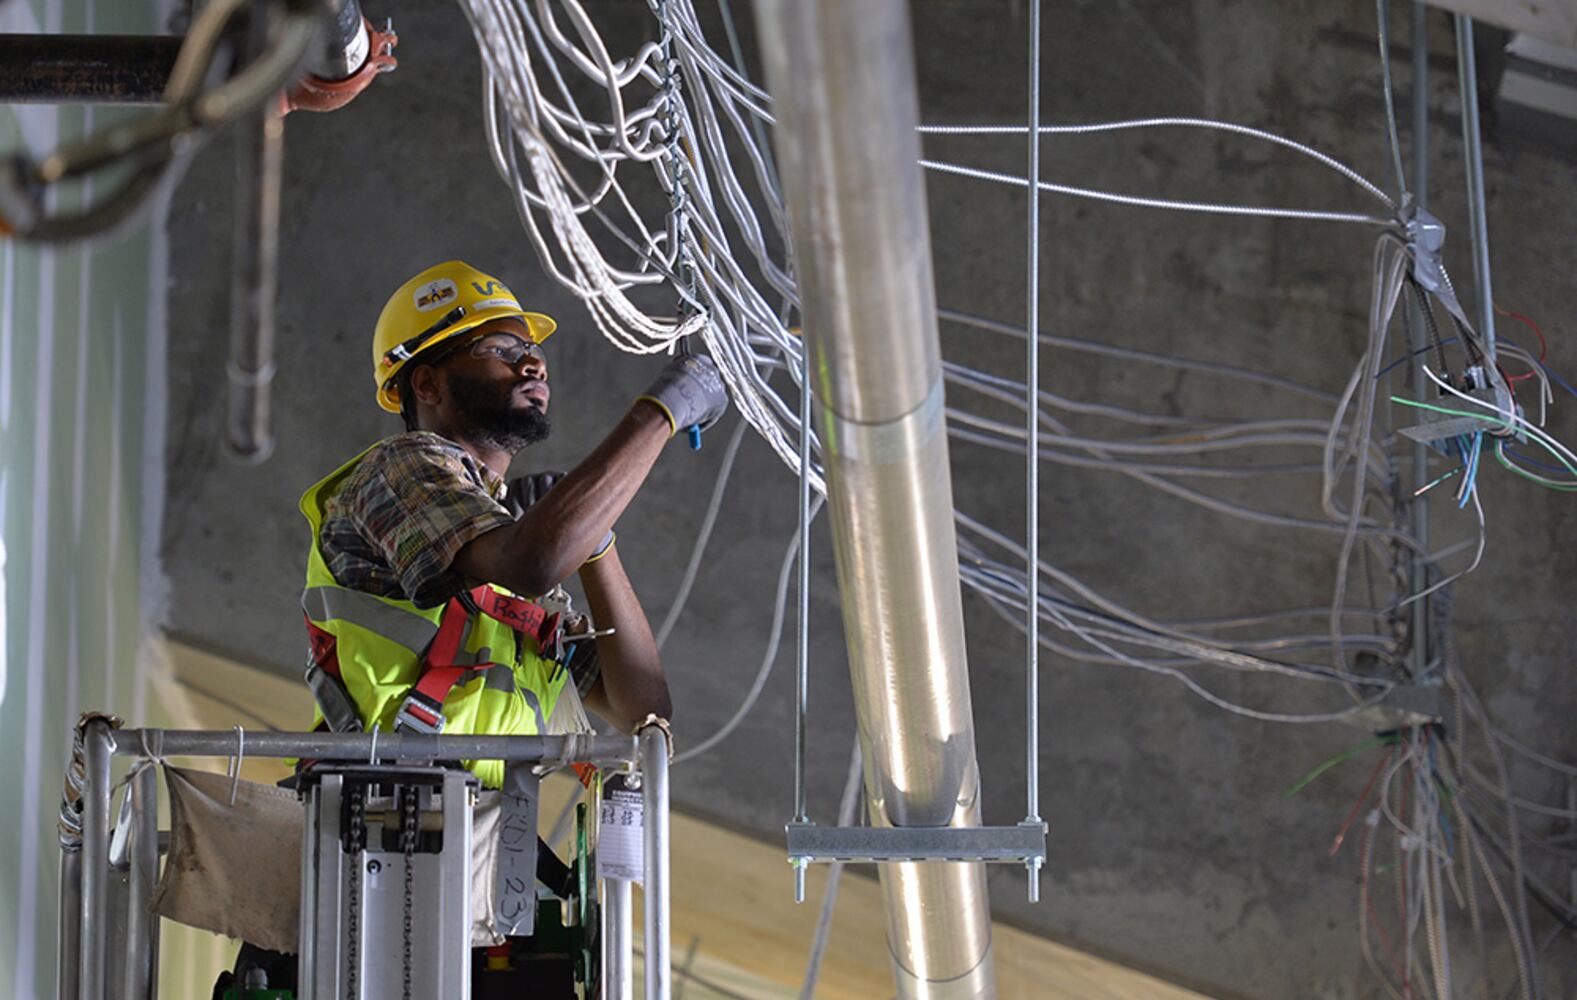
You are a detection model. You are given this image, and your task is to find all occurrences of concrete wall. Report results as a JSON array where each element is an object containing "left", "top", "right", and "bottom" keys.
[{"left": 158, "top": 2, "right": 1577, "bottom": 997}]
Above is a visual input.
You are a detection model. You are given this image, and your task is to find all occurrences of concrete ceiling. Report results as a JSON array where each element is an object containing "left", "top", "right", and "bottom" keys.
[
  {"left": 160, "top": 1, "right": 1577, "bottom": 997},
  {"left": 1423, "top": 0, "right": 1577, "bottom": 48}
]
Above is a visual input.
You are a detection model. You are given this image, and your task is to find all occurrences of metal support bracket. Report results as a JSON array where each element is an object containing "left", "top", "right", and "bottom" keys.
[{"left": 786, "top": 821, "right": 1047, "bottom": 866}]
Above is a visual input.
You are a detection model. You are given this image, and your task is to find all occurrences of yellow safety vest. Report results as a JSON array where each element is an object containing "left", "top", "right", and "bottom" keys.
[{"left": 299, "top": 445, "right": 585, "bottom": 789}]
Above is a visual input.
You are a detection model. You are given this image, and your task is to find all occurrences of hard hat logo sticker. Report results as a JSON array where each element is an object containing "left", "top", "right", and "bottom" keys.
[
  {"left": 471, "top": 280, "right": 506, "bottom": 296},
  {"left": 414, "top": 278, "right": 458, "bottom": 312}
]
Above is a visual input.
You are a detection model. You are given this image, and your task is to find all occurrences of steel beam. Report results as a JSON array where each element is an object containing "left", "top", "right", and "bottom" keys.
[{"left": 0, "top": 34, "right": 181, "bottom": 104}]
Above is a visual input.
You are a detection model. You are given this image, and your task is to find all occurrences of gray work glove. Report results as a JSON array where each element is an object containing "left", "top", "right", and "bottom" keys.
[
  {"left": 504, "top": 470, "right": 564, "bottom": 519},
  {"left": 505, "top": 470, "right": 615, "bottom": 563},
  {"left": 636, "top": 353, "right": 729, "bottom": 437}
]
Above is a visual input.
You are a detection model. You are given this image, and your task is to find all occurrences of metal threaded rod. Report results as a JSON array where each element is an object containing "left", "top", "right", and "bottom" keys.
[{"left": 1024, "top": 0, "right": 1043, "bottom": 843}]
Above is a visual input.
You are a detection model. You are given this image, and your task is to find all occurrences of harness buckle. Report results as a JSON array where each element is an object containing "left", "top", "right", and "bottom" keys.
[{"left": 394, "top": 689, "right": 447, "bottom": 735}]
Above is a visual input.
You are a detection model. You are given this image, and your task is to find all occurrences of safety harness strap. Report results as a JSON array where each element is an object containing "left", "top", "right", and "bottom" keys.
[
  {"left": 395, "top": 586, "right": 563, "bottom": 735},
  {"left": 469, "top": 585, "right": 561, "bottom": 649}
]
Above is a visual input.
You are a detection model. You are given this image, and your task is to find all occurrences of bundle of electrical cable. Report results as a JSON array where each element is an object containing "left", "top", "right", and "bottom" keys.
[
  {"left": 454, "top": 3, "right": 1577, "bottom": 994},
  {"left": 457, "top": 0, "right": 820, "bottom": 490},
  {"left": 453, "top": 0, "right": 1477, "bottom": 721}
]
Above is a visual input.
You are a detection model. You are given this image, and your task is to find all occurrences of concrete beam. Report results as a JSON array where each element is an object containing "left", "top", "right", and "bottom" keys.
[{"left": 1426, "top": 0, "right": 1577, "bottom": 48}]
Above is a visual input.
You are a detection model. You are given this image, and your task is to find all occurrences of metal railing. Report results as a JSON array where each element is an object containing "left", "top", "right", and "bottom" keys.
[{"left": 59, "top": 718, "right": 672, "bottom": 1000}]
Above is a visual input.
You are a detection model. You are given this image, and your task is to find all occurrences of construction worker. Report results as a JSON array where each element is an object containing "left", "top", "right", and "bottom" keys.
[
  {"left": 300, "top": 259, "right": 727, "bottom": 775},
  {"left": 218, "top": 260, "right": 726, "bottom": 997}
]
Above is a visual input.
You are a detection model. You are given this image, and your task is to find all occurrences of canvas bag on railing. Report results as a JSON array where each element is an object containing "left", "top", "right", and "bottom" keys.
[{"left": 151, "top": 765, "right": 521, "bottom": 952}]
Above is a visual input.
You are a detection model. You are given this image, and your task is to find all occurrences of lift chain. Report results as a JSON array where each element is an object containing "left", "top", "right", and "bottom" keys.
[
  {"left": 345, "top": 785, "right": 365, "bottom": 1000},
  {"left": 400, "top": 785, "right": 418, "bottom": 1000}
]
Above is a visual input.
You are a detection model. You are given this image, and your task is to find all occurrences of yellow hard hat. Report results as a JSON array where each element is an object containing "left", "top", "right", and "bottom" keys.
[{"left": 371, "top": 260, "right": 557, "bottom": 413}]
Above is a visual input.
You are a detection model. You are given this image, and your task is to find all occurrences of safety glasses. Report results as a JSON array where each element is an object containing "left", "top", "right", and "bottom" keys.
[{"left": 464, "top": 333, "right": 544, "bottom": 368}]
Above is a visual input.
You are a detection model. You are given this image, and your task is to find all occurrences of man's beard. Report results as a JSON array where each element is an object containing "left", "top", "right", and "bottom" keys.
[{"left": 446, "top": 370, "right": 551, "bottom": 452}]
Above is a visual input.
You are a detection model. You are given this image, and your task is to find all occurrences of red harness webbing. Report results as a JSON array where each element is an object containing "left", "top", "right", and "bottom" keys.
[{"left": 396, "top": 586, "right": 563, "bottom": 733}]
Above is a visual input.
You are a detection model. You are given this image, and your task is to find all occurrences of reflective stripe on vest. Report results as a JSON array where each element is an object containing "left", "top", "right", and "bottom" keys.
[
  {"left": 303, "top": 584, "right": 440, "bottom": 656},
  {"left": 299, "top": 441, "right": 578, "bottom": 789}
]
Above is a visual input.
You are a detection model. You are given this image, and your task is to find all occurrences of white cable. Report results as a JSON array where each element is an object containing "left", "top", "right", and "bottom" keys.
[
  {"left": 656, "top": 419, "right": 749, "bottom": 649},
  {"left": 921, "top": 158, "right": 1393, "bottom": 226},
  {"left": 920, "top": 117, "right": 1394, "bottom": 208},
  {"left": 674, "top": 495, "right": 824, "bottom": 765}
]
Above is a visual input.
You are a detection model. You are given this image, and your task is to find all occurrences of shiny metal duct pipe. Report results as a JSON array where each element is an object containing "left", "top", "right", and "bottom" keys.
[{"left": 754, "top": 3, "right": 995, "bottom": 997}]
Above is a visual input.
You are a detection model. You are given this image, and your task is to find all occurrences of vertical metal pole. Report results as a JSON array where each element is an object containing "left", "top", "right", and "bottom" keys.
[
  {"left": 125, "top": 765, "right": 160, "bottom": 1000},
  {"left": 79, "top": 720, "right": 114, "bottom": 1000},
  {"left": 602, "top": 878, "right": 634, "bottom": 1000},
  {"left": 792, "top": 339, "right": 812, "bottom": 905},
  {"left": 58, "top": 849, "right": 82, "bottom": 1000},
  {"left": 1023, "top": 0, "right": 1044, "bottom": 905},
  {"left": 794, "top": 346, "right": 812, "bottom": 825},
  {"left": 640, "top": 725, "right": 672, "bottom": 1000},
  {"left": 225, "top": 0, "right": 283, "bottom": 462},
  {"left": 1454, "top": 14, "right": 1497, "bottom": 362},
  {"left": 1409, "top": 1, "right": 1431, "bottom": 679},
  {"left": 1566, "top": 777, "right": 1577, "bottom": 912}
]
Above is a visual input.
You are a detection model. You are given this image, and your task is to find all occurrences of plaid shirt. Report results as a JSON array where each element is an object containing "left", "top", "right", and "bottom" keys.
[
  {"left": 317, "top": 431, "right": 601, "bottom": 696},
  {"left": 318, "top": 431, "right": 514, "bottom": 609}
]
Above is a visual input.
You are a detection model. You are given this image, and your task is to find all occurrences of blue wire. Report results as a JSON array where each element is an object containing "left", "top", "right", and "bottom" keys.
[
  {"left": 1446, "top": 435, "right": 1470, "bottom": 504},
  {"left": 1458, "top": 433, "right": 1482, "bottom": 509},
  {"left": 1536, "top": 359, "right": 1577, "bottom": 401},
  {"left": 1503, "top": 444, "right": 1577, "bottom": 477},
  {"left": 1376, "top": 333, "right": 1577, "bottom": 400},
  {"left": 1375, "top": 337, "right": 1461, "bottom": 381},
  {"left": 1426, "top": 739, "right": 1455, "bottom": 860}
]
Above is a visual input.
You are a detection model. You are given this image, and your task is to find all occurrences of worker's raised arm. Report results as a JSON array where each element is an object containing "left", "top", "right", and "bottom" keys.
[
  {"left": 452, "top": 354, "right": 728, "bottom": 596},
  {"left": 576, "top": 544, "right": 671, "bottom": 730}
]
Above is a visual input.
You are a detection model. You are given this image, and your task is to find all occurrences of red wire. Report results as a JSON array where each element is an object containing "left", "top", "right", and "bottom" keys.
[
  {"left": 1360, "top": 817, "right": 1400, "bottom": 977},
  {"left": 1500, "top": 363, "right": 1523, "bottom": 394},
  {"left": 1330, "top": 746, "right": 1393, "bottom": 857},
  {"left": 1340, "top": 747, "right": 1405, "bottom": 991},
  {"left": 1495, "top": 303, "right": 1550, "bottom": 384}
]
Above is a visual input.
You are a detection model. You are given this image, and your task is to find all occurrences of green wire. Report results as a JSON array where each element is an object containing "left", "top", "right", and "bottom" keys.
[
  {"left": 1493, "top": 440, "right": 1577, "bottom": 491},
  {"left": 1390, "top": 395, "right": 1577, "bottom": 480},
  {"left": 1283, "top": 734, "right": 1399, "bottom": 799}
]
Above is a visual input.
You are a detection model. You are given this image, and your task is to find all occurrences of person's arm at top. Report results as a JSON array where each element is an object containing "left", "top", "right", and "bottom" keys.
[
  {"left": 452, "top": 354, "right": 727, "bottom": 596},
  {"left": 455, "top": 402, "right": 669, "bottom": 596}
]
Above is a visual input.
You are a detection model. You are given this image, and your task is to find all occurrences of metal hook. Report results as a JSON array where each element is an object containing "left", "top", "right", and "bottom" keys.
[
  {"left": 227, "top": 725, "right": 245, "bottom": 807},
  {"left": 368, "top": 723, "right": 380, "bottom": 765}
]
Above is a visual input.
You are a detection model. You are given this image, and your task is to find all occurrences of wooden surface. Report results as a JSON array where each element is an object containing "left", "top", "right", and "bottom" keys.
[{"left": 1423, "top": 0, "right": 1577, "bottom": 47}]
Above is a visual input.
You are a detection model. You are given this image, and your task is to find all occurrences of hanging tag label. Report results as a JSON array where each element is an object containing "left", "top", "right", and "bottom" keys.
[
  {"left": 494, "top": 764, "right": 541, "bottom": 938},
  {"left": 596, "top": 775, "right": 644, "bottom": 884}
]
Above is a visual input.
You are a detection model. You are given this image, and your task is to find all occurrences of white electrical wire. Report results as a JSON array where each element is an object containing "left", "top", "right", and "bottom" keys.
[
  {"left": 920, "top": 116, "right": 1396, "bottom": 207},
  {"left": 920, "top": 158, "right": 1393, "bottom": 226},
  {"left": 448, "top": 6, "right": 1576, "bottom": 991},
  {"left": 673, "top": 494, "right": 824, "bottom": 766}
]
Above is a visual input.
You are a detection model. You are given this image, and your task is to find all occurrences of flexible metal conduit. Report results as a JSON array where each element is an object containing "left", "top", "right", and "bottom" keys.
[{"left": 754, "top": 2, "right": 996, "bottom": 996}]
